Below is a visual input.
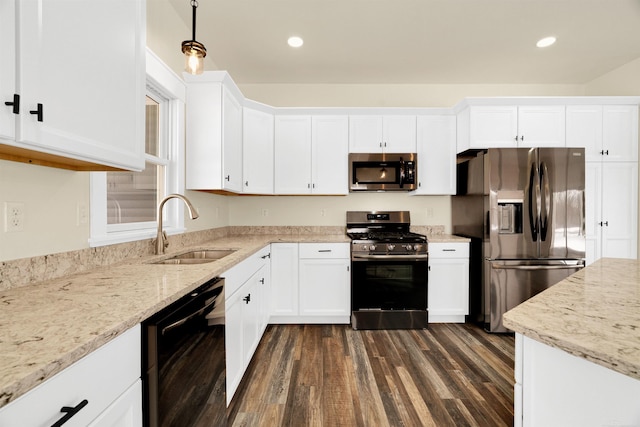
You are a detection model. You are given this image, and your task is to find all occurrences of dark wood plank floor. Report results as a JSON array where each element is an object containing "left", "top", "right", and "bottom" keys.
[{"left": 227, "top": 323, "right": 515, "bottom": 427}]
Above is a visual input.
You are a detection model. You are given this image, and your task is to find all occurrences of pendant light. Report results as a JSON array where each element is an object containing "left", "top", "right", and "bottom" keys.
[{"left": 181, "top": 0, "right": 207, "bottom": 75}]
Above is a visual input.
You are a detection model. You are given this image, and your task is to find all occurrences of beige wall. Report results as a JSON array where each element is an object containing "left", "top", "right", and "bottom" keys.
[
  {"left": 585, "top": 57, "right": 640, "bottom": 96},
  {"left": 1, "top": 0, "right": 639, "bottom": 262}
]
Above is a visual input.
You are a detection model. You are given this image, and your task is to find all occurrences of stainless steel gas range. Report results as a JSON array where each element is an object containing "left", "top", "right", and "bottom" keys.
[{"left": 346, "top": 211, "right": 429, "bottom": 330}]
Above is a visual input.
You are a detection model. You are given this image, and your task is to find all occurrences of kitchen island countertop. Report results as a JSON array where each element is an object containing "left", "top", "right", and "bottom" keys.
[
  {"left": 503, "top": 257, "right": 640, "bottom": 381},
  {"left": 0, "top": 233, "right": 349, "bottom": 409}
]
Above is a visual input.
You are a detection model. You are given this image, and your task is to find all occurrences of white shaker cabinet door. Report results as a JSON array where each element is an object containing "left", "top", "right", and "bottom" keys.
[
  {"left": 348, "top": 115, "right": 384, "bottom": 152},
  {"left": 382, "top": 115, "right": 417, "bottom": 153},
  {"left": 600, "top": 162, "right": 637, "bottom": 259},
  {"left": 15, "top": 0, "right": 145, "bottom": 170},
  {"left": 299, "top": 258, "right": 350, "bottom": 317},
  {"left": 566, "top": 105, "right": 603, "bottom": 161},
  {"left": 415, "top": 115, "right": 456, "bottom": 195},
  {"left": 243, "top": 107, "right": 274, "bottom": 194},
  {"left": 222, "top": 86, "right": 243, "bottom": 192},
  {"left": 586, "top": 161, "right": 638, "bottom": 265},
  {"left": 602, "top": 105, "right": 638, "bottom": 162},
  {"left": 274, "top": 116, "right": 312, "bottom": 194},
  {"left": 0, "top": 0, "right": 15, "bottom": 142},
  {"left": 516, "top": 105, "right": 565, "bottom": 148},
  {"left": 270, "top": 243, "right": 300, "bottom": 318},
  {"left": 469, "top": 106, "right": 518, "bottom": 148},
  {"left": 88, "top": 380, "right": 142, "bottom": 427},
  {"left": 311, "top": 115, "right": 348, "bottom": 194}
]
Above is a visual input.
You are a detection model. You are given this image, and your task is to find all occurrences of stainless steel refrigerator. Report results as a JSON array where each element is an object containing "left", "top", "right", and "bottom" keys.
[{"left": 453, "top": 148, "right": 585, "bottom": 332}]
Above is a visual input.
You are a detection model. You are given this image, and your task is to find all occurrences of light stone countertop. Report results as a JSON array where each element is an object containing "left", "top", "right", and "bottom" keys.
[
  {"left": 0, "top": 234, "right": 349, "bottom": 409},
  {"left": 503, "top": 258, "right": 640, "bottom": 381},
  {"left": 426, "top": 234, "right": 470, "bottom": 243}
]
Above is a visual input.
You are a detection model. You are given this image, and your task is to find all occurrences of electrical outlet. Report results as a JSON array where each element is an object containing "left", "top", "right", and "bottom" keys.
[
  {"left": 76, "top": 202, "right": 88, "bottom": 226},
  {"left": 5, "top": 202, "right": 25, "bottom": 232},
  {"left": 426, "top": 207, "right": 434, "bottom": 219},
  {"left": 261, "top": 209, "right": 269, "bottom": 217},
  {"left": 320, "top": 209, "right": 327, "bottom": 217}
]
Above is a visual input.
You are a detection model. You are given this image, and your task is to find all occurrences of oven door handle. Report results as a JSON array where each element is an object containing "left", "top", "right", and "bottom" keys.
[
  {"left": 161, "top": 297, "right": 219, "bottom": 336},
  {"left": 352, "top": 254, "right": 430, "bottom": 260}
]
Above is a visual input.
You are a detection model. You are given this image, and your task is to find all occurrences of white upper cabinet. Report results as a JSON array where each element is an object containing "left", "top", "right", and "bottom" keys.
[
  {"left": 567, "top": 105, "right": 638, "bottom": 162},
  {"left": 467, "top": 105, "right": 565, "bottom": 149},
  {"left": 243, "top": 106, "right": 274, "bottom": 194},
  {"left": 468, "top": 106, "right": 518, "bottom": 148},
  {"left": 274, "top": 114, "right": 348, "bottom": 195},
  {"left": 349, "top": 115, "right": 417, "bottom": 153},
  {"left": 222, "top": 86, "right": 243, "bottom": 192},
  {"left": 1, "top": 0, "right": 145, "bottom": 171},
  {"left": 311, "top": 116, "right": 348, "bottom": 194},
  {"left": 602, "top": 106, "right": 638, "bottom": 161},
  {"left": 517, "top": 106, "right": 566, "bottom": 147},
  {"left": 414, "top": 115, "right": 456, "bottom": 195},
  {"left": 184, "top": 72, "right": 244, "bottom": 192},
  {"left": 0, "top": 0, "right": 15, "bottom": 142},
  {"left": 274, "top": 115, "right": 312, "bottom": 194}
]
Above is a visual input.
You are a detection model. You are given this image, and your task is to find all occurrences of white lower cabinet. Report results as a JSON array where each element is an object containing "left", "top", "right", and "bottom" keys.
[
  {"left": 585, "top": 161, "right": 638, "bottom": 265},
  {"left": 514, "top": 334, "right": 640, "bottom": 427},
  {"left": 88, "top": 380, "right": 142, "bottom": 427},
  {"left": 428, "top": 242, "right": 469, "bottom": 323},
  {"left": 0, "top": 324, "right": 142, "bottom": 426},
  {"left": 223, "top": 245, "right": 271, "bottom": 405},
  {"left": 270, "top": 243, "right": 300, "bottom": 317},
  {"left": 271, "top": 243, "right": 350, "bottom": 324},
  {"left": 299, "top": 244, "right": 350, "bottom": 319}
]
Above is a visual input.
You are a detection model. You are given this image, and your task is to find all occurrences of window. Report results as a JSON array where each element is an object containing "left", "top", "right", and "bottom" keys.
[{"left": 89, "top": 49, "right": 186, "bottom": 247}]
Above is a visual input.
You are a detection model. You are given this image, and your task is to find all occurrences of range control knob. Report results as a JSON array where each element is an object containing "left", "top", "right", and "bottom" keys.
[
  {"left": 414, "top": 244, "right": 423, "bottom": 251},
  {"left": 387, "top": 244, "right": 395, "bottom": 251},
  {"left": 369, "top": 244, "right": 377, "bottom": 251},
  {"left": 361, "top": 245, "right": 369, "bottom": 251}
]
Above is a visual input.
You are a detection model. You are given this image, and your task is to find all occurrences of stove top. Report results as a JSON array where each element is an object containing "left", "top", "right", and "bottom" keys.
[
  {"left": 347, "top": 231, "right": 427, "bottom": 243},
  {"left": 346, "top": 210, "right": 428, "bottom": 255}
]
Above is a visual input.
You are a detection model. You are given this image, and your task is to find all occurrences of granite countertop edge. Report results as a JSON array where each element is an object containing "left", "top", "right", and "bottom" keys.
[{"left": 503, "top": 258, "right": 640, "bottom": 382}]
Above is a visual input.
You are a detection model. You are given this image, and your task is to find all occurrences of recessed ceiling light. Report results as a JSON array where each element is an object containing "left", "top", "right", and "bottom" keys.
[
  {"left": 536, "top": 36, "right": 557, "bottom": 48},
  {"left": 287, "top": 36, "right": 304, "bottom": 48}
]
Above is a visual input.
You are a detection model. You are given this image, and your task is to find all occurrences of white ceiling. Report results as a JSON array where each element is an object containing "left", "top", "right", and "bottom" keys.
[{"left": 168, "top": 0, "right": 640, "bottom": 85}]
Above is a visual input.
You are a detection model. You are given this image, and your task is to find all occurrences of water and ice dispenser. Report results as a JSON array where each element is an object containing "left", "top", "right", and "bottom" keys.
[{"left": 497, "top": 201, "right": 522, "bottom": 234}]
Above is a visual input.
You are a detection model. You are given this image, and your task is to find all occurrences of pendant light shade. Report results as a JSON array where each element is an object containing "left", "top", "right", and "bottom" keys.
[{"left": 182, "top": 0, "right": 207, "bottom": 75}]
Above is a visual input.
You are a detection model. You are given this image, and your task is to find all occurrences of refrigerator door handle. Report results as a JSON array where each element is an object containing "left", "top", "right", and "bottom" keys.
[
  {"left": 528, "top": 162, "right": 540, "bottom": 241},
  {"left": 539, "top": 162, "right": 550, "bottom": 241},
  {"left": 491, "top": 263, "right": 584, "bottom": 271}
]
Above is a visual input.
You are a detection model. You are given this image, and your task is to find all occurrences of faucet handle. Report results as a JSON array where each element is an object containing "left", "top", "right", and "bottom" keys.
[{"left": 162, "top": 231, "right": 169, "bottom": 250}]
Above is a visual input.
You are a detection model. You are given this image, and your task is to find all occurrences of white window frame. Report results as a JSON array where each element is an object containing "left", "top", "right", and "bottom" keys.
[{"left": 89, "top": 49, "right": 186, "bottom": 247}]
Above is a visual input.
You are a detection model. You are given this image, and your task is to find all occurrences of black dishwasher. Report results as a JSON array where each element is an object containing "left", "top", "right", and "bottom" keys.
[{"left": 142, "top": 277, "right": 226, "bottom": 427}]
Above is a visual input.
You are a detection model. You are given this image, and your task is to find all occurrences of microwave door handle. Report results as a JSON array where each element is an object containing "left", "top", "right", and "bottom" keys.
[{"left": 399, "top": 158, "right": 405, "bottom": 188}]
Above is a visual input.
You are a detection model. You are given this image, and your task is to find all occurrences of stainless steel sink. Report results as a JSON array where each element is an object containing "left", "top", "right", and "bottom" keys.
[{"left": 152, "top": 249, "right": 236, "bottom": 265}]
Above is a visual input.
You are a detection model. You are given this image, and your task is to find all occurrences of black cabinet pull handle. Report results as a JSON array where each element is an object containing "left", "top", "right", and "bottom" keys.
[
  {"left": 243, "top": 293, "right": 251, "bottom": 304},
  {"left": 225, "top": 175, "right": 230, "bottom": 181},
  {"left": 259, "top": 278, "right": 265, "bottom": 284},
  {"left": 29, "top": 103, "right": 43, "bottom": 122},
  {"left": 4, "top": 94, "right": 19, "bottom": 114},
  {"left": 261, "top": 253, "right": 271, "bottom": 259},
  {"left": 51, "top": 399, "right": 88, "bottom": 427}
]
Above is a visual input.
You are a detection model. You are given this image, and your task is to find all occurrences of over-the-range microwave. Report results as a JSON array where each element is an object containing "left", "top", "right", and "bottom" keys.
[{"left": 349, "top": 153, "right": 417, "bottom": 192}]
